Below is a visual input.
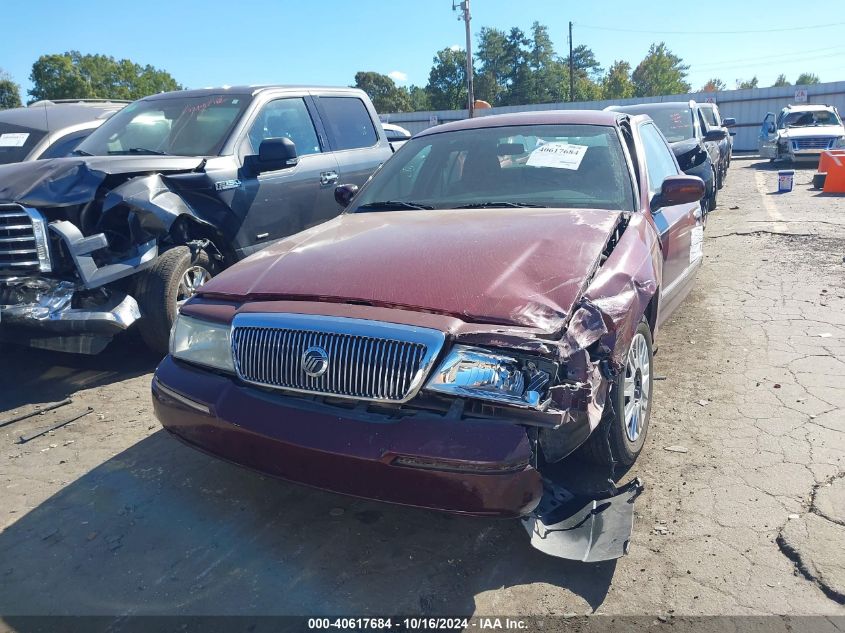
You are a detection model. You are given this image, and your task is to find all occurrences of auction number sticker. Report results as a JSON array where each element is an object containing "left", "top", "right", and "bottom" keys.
[
  {"left": 0, "top": 133, "right": 29, "bottom": 147},
  {"left": 526, "top": 142, "right": 588, "bottom": 170},
  {"left": 690, "top": 225, "right": 704, "bottom": 263}
]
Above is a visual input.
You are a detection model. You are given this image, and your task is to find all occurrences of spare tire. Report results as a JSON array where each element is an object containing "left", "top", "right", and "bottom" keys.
[{"left": 134, "top": 246, "right": 213, "bottom": 355}]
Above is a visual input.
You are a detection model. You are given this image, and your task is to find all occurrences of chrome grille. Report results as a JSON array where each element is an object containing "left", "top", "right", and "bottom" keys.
[
  {"left": 231, "top": 314, "right": 446, "bottom": 403},
  {"left": 793, "top": 137, "right": 834, "bottom": 150},
  {"left": 0, "top": 205, "right": 49, "bottom": 274}
]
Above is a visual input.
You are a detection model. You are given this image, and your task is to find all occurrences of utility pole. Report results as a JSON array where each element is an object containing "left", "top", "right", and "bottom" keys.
[
  {"left": 568, "top": 21, "right": 574, "bottom": 103},
  {"left": 454, "top": 0, "right": 475, "bottom": 117}
]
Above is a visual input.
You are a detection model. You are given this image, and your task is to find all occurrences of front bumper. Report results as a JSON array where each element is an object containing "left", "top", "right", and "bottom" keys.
[{"left": 152, "top": 355, "right": 544, "bottom": 517}]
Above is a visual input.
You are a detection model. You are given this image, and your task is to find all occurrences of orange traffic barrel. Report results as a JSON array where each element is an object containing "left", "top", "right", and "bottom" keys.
[
  {"left": 818, "top": 149, "right": 845, "bottom": 173},
  {"left": 822, "top": 152, "right": 845, "bottom": 193}
]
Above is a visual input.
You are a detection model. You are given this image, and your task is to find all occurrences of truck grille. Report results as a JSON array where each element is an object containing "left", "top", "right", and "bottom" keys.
[
  {"left": 231, "top": 314, "right": 446, "bottom": 402},
  {"left": 793, "top": 137, "right": 834, "bottom": 150},
  {"left": 0, "top": 205, "right": 50, "bottom": 275}
]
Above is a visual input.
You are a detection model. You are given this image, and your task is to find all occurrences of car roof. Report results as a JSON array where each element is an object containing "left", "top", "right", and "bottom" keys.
[
  {"left": 416, "top": 110, "right": 624, "bottom": 137},
  {"left": 609, "top": 101, "right": 696, "bottom": 114},
  {"left": 140, "top": 85, "right": 366, "bottom": 101},
  {"left": 0, "top": 101, "right": 127, "bottom": 131},
  {"left": 784, "top": 104, "right": 836, "bottom": 112}
]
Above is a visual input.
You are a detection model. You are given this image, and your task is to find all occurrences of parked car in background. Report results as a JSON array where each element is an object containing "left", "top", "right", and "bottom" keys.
[
  {"left": 153, "top": 110, "right": 704, "bottom": 561},
  {"left": 607, "top": 101, "right": 725, "bottom": 214},
  {"left": 0, "top": 86, "right": 391, "bottom": 354},
  {"left": 699, "top": 102, "right": 736, "bottom": 169},
  {"left": 759, "top": 104, "right": 845, "bottom": 162},
  {"left": 382, "top": 122, "right": 411, "bottom": 150},
  {"left": 0, "top": 99, "right": 128, "bottom": 165}
]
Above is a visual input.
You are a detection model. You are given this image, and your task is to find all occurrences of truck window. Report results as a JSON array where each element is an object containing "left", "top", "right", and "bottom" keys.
[
  {"left": 248, "top": 98, "right": 321, "bottom": 156},
  {"left": 640, "top": 123, "right": 679, "bottom": 194},
  {"left": 318, "top": 97, "right": 378, "bottom": 151}
]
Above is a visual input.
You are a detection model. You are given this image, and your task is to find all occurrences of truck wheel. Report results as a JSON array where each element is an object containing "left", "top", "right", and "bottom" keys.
[
  {"left": 584, "top": 320, "right": 653, "bottom": 468},
  {"left": 135, "top": 246, "right": 213, "bottom": 354},
  {"left": 708, "top": 168, "right": 718, "bottom": 212},
  {"left": 716, "top": 164, "right": 724, "bottom": 190}
]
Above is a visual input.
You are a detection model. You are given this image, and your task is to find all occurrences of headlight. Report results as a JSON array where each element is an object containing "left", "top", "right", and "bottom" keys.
[
  {"left": 834, "top": 136, "right": 845, "bottom": 149},
  {"left": 170, "top": 315, "right": 234, "bottom": 373},
  {"left": 425, "top": 345, "right": 550, "bottom": 409}
]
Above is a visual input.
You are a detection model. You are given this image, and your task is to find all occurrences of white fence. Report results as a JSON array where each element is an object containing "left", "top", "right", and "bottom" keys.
[{"left": 381, "top": 80, "right": 845, "bottom": 152}]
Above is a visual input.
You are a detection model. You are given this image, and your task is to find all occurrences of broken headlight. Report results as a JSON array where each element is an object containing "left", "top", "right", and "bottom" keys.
[
  {"left": 170, "top": 315, "right": 234, "bottom": 373},
  {"left": 425, "top": 345, "right": 549, "bottom": 409}
]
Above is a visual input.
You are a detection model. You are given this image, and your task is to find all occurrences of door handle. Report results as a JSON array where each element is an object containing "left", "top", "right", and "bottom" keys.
[{"left": 320, "top": 171, "right": 339, "bottom": 185}]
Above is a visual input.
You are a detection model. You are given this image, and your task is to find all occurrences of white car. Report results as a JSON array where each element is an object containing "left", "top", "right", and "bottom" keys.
[
  {"left": 382, "top": 122, "right": 411, "bottom": 151},
  {"left": 759, "top": 104, "right": 845, "bottom": 162}
]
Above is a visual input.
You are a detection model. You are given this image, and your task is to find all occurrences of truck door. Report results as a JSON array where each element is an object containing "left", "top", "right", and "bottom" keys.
[
  {"left": 639, "top": 122, "right": 702, "bottom": 317},
  {"left": 233, "top": 97, "right": 341, "bottom": 258},
  {"left": 313, "top": 94, "right": 392, "bottom": 190},
  {"left": 759, "top": 113, "right": 778, "bottom": 159}
]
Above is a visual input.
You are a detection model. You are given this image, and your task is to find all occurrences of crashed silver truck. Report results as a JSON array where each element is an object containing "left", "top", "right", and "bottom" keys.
[{"left": 0, "top": 86, "right": 392, "bottom": 354}]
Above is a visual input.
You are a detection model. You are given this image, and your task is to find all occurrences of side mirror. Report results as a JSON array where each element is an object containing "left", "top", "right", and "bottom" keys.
[
  {"left": 722, "top": 117, "right": 736, "bottom": 127},
  {"left": 251, "top": 137, "right": 298, "bottom": 173},
  {"left": 334, "top": 183, "right": 359, "bottom": 207},
  {"left": 681, "top": 146, "right": 708, "bottom": 170},
  {"left": 703, "top": 128, "right": 727, "bottom": 142},
  {"left": 766, "top": 122, "right": 776, "bottom": 134},
  {"left": 652, "top": 175, "right": 704, "bottom": 210}
]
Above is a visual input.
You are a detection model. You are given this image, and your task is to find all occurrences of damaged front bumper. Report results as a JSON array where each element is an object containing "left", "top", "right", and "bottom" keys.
[{"left": 0, "top": 277, "right": 141, "bottom": 353}]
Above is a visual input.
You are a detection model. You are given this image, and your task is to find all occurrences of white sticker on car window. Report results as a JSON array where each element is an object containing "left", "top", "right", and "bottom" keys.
[
  {"left": 690, "top": 225, "right": 704, "bottom": 263},
  {"left": 525, "top": 142, "right": 588, "bottom": 170},
  {"left": 0, "top": 133, "right": 29, "bottom": 147}
]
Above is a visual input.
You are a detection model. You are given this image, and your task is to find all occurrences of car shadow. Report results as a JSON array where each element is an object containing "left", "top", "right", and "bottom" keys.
[
  {"left": 0, "top": 332, "right": 162, "bottom": 412},
  {"left": 0, "top": 431, "right": 617, "bottom": 618}
]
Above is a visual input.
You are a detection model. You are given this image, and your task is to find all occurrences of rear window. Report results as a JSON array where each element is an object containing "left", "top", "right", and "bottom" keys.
[
  {"left": 0, "top": 124, "right": 47, "bottom": 165},
  {"left": 318, "top": 97, "right": 378, "bottom": 150}
]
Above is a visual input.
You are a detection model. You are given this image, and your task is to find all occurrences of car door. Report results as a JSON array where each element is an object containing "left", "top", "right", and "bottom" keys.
[
  {"left": 759, "top": 113, "right": 778, "bottom": 158},
  {"left": 639, "top": 122, "right": 702, "bottom": 318},
  {"left": 233, "top": 96, "right": 341, "bottom": 258},
  {"left": 313, "top": 94, "right": 392, "bottom": 189}
]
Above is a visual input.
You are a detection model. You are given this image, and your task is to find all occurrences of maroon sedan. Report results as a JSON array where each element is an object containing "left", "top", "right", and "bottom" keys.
[{"left": 152, "top": 111, "right": 704, "bottom": 561}]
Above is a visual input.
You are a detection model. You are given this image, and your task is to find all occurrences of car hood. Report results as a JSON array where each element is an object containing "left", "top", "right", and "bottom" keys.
[
  {"left": 198, "top": 207, "right": 623, "bottom": 331},
  {"left": 0, "top": 155, "right": 205, "bottom": 207},
  {"left": 779, "top": 125, "right": 844, "bottom": 139}
]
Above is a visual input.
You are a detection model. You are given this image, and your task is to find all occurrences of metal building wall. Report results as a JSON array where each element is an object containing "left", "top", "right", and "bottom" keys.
[{"left": 381, "top": 81, "right": 845, "bottom": 152}]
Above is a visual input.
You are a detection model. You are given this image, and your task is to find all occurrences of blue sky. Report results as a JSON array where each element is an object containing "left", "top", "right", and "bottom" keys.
[{"left": 1, "top": 0, "right": 843, "bottom": 100}]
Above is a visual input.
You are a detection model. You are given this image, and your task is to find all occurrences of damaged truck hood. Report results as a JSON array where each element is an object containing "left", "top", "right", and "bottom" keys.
[
  {"left": 0, "top": 155, "right": 205, "bottom": 207},
  {"left": 199, "top": 207, "right": 623, "bottom": 331}
]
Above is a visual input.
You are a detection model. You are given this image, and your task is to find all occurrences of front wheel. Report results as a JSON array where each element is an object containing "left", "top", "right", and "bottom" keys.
[
  {"left": 134, "top": 246, "right": 214, "bottom": 354},
  {"left": 584, "top": 320, "right": 654, "bottom": 468}
]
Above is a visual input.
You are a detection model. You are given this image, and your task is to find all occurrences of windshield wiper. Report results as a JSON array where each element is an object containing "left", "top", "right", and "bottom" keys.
[
  {"left": 71, "top": 148, "right": 93, "bottom": 156},
  {"left": 107, "top": 147, "right": 168, "bottom": 155},
  {"left": 455, "top": 201, "right": 547, "bottom": 209},
  {"left": 356, "top": 200, "right": 434, "bottom": 211}
]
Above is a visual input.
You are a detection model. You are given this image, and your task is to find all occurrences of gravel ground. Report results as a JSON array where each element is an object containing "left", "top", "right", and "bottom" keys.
[{"left": 0, "top": 156, "right": 843, "bottom": 618}]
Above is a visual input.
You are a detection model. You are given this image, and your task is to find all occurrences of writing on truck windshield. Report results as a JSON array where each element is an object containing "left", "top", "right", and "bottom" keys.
[
  {"left": 75, "top": 94, "right": 253, "bottom": 157},
  {"left": 350, "top": 124, "right": 635, "bottom": 213}
]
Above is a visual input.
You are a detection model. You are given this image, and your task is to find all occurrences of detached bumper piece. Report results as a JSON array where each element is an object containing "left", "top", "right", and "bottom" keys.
[{"left": 521, "top": 477, "right": 644, "bottom": 562}]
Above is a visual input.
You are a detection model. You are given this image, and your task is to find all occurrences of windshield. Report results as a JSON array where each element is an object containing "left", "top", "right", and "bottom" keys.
[
  {"left": 350, "top": 123, "right": 635, "bottom": 213},
  {"left": 782, "top": 109, "right": 842, "bottom": 128},
  {"left": 0, "top": 124, "right": 47, "bottom": 165},
  {"left": 76, "top": 93, "right": 252, "bottom": 157},
  {"left": 625, "top": 107, "right": 694, "bottom": 142},
  {"left": 700, "top": 105, "right": 719, "bottom": 126}
]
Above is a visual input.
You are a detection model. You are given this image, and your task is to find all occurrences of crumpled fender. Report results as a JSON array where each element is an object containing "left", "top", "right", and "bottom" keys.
[{"left": 0, "top": 159, "right": 107, "bottom": 207}]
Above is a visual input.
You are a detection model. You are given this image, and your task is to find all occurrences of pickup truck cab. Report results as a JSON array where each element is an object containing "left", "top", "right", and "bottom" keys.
[
  {"left": 0, "top": 86, "right": 391, "bottom": 354},
  {"left": 759, "top": 104, "right": 845, "bottom": 162}
]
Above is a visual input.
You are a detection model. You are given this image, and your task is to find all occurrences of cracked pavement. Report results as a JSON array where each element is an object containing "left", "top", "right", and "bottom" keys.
[{"left": 0, "top": 156, "right": 843, "bottom": 617}]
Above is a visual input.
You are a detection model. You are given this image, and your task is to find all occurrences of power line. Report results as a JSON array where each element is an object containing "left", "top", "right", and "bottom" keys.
[
  {"left": 693, "top": 46, "right": 845, "bottom": 72},
  {"left": 578, "top": 21, "right": 845, "bottom": 35}
]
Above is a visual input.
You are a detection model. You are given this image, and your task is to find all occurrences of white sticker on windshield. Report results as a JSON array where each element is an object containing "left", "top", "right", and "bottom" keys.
[
  {"left": 526, "top": 142, "right": 588, "bottom": 170},
  {"left": 690, "top": 225, "right": 704, "bottom": 263},
  {"left": 0, "top": 133, "right": 29, "bottom": 147}
]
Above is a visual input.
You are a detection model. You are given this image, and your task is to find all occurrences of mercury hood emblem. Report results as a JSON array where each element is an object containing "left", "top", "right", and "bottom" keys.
[{"left": 302, "top": 346, "right": 329, "bottom": 378}]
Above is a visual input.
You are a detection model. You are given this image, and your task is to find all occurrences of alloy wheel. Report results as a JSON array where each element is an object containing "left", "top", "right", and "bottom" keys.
[{"left": 623, "top": 332, "right": 651, "bottom": 442}]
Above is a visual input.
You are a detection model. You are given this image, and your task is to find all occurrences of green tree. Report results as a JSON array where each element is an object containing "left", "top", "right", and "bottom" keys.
[
  {"left": 700, "top": 78, "right": 726, "bottom": 92},
  {"left": 353, "top": 71, "right": 411, "bottom": 113},
  {"left": 0, "top": 69, "right": 22, "bottom": 109},
  {"left": 602, "top": 60, "right": 634, "bottom": 100},
  {"left": 29, "top": 51, "right": 180, "bottom": 102},
  {"left": 772, "top": 74, "right": 791, "bottom": 87},
  {"left": 499, "top": 27, "right": 531, "bottom": 106},
  {"left": 525, "top": 22, "right": 568, "bottom": 104},
  {"left": 406, "top": 85, "right": 431, "bottom": 111},
  {"left": 426, "top": 47, "right": 467, "bottom": 110},
  {"left": 795, "top": 72, "right": 820, "bottom": 85},
  {"left": 737, "top": 76, "right": 758, "bottom": 89},
  {"left": 474, "top": 26, "right": 512, "bottom": 106},
  {"left": 631, "top": 42, "right": 690, "bottom": 97}
]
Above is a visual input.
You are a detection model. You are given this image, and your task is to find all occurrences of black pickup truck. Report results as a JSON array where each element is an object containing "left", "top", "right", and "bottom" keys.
[{"left": 0, "top": 86, "right": 392, "bottom": 354}]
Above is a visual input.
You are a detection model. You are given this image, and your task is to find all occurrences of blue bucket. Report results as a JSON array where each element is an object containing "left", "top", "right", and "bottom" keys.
[{"left": 778, "top": 170, "right": 795, "bottom": 192}]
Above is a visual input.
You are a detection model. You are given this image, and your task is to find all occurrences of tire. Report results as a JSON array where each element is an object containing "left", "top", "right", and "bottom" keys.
[
  {"left": 708, "top": 168, "right": 718, "bottom": 212},
  {"left": 134, "top": 246, "right": 213, "bottom": 354},
  {"left": 715, "top": 164, "right": 724, "bottom": 190},
  {"left": 584, "top": 320, "right": 654, "bottom": 468}
]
